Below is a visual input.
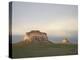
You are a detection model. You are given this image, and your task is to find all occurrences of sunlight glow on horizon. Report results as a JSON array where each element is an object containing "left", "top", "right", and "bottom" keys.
[
  {"left": 12, "top": 2, "right": 78, "bottom": 37},
  {"left": 12, "top": 18, "right": 78, "bottom": 37}
]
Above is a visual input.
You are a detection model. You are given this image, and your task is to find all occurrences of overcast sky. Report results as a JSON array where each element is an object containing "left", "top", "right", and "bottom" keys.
[{"left": 12, "top": 2, "right": 78, "bottom": 38}]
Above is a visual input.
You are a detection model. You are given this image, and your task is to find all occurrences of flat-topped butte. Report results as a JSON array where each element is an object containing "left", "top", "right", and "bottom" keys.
[{"left": 24, "top": 30, "right": 49, "bottom": 44}]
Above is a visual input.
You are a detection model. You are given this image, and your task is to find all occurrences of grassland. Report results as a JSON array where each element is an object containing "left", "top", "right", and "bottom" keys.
[{"left": 12, "top": 41, "right": 78, "bottom": 58}]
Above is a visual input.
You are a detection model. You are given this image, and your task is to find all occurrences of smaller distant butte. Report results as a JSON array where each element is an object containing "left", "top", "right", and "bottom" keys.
[{"left": 62, "top": 37, "right": 70, "bottom": 44}]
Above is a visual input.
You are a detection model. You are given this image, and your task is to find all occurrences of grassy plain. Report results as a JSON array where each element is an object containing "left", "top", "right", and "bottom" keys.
[{"left": 12, "top": 41, "right": 78, "bottom": 58}]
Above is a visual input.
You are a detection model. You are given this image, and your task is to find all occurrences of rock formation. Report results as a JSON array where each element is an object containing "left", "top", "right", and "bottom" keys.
[
  {"left": 24, "top": 30, "right": 49, "bottom": 44},
  {"left": 62, "top": 37, "right": 70, "bottom": 44}
]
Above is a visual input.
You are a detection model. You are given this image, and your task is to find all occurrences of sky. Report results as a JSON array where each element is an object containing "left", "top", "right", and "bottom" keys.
[{"left": 12, "top": 2, "right": 78, "bottom": 43}]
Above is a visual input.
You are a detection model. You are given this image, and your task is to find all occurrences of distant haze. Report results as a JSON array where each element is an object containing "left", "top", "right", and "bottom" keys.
[{"left": 12, "top": 2, "right": 78, "bottom": 44}]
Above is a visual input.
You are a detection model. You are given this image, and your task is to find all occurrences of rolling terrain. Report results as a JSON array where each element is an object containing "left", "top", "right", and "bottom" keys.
[{"left": 12, "top": 40, "right": 78, "bottom": 58}]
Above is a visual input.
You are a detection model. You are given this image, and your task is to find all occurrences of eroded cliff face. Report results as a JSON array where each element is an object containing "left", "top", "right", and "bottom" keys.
[
  {"left": 24, "top": 30, "right": 49, "bottom": 44},
  {"left": 62, "top": 37, "right": 70, "bottom": 44}
]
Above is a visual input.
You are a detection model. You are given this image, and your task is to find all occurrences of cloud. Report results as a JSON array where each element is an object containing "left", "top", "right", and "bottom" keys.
[
  {"left": 12, "top": 17, "right": 77, "bottom": 36},
  {"left": 40, "top": 18, "right": 78, "bottom": 36}
]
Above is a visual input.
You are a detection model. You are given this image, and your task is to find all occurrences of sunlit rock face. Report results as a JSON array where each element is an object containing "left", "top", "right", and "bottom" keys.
[
  {"left": 24, "top": 30, "right": 48, "bottom": 44},
  {"left": 62, "top": 37, "right": 70, "bottom": 44}
]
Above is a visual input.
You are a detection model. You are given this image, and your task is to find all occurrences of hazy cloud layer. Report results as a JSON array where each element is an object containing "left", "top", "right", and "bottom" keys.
[{"left": 12, "top": 2, "right": 78, "bottom": 37}]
